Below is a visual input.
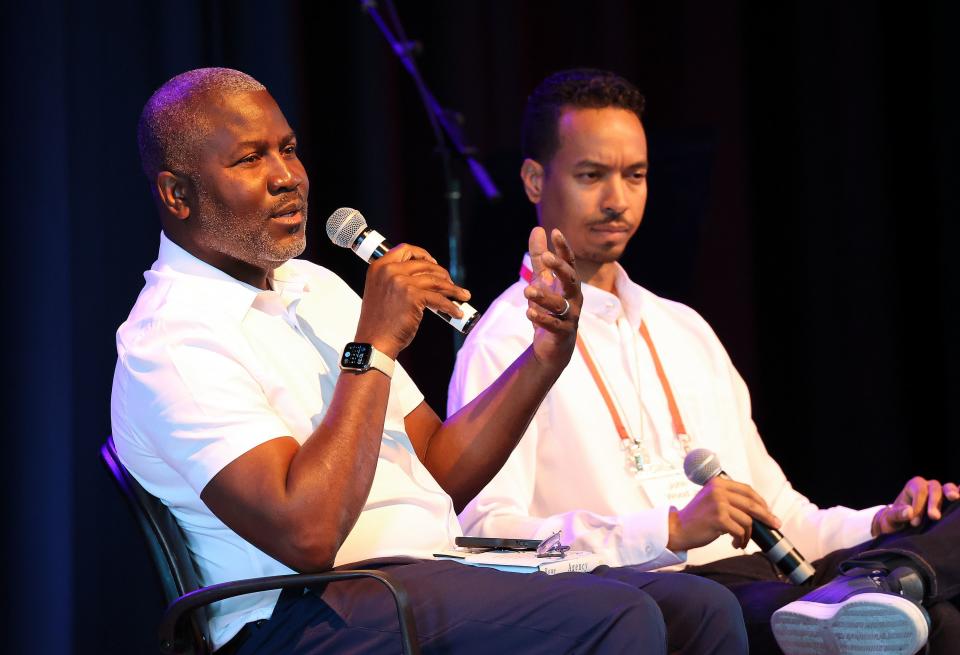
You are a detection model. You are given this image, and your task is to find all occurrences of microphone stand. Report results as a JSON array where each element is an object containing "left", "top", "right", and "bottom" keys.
[{"left": 360, "top": 0, "right": 500, "bottom": 350}]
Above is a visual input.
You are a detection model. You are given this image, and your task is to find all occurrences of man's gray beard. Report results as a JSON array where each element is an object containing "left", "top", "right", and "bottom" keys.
[{"left": 194, "top": 188, "right": 308, "bottom": 267}]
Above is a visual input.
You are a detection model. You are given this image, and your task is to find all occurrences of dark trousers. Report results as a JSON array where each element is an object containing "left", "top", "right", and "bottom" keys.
[
  {"left": 684, "top": 499, "right": 960, "bottom": 654},
  {"left": 233, "top": 558, "right": 748, "bottom": 654}
]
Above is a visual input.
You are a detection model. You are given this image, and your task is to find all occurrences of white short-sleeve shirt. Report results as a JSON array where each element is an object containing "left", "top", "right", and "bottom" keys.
[{"left": 112, "top": 233, "right": 462, "bottom": 650}]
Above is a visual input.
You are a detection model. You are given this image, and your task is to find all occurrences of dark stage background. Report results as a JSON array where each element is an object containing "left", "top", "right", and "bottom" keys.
[{"left": 3, "top": 1, "right": 957, "bottom": 653}]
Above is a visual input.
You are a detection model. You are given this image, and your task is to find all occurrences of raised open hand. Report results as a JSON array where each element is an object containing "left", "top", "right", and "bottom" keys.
[{"left": 524, "top": 227, "right": 583, "bottom": 366}]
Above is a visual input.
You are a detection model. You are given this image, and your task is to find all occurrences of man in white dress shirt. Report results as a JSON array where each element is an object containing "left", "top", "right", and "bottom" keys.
[
  {"left": 111, "top": 67, "right": 751, "bottom": 655},
  {"left": 449, "top": 68, "right": 960, "bottom": 655}
]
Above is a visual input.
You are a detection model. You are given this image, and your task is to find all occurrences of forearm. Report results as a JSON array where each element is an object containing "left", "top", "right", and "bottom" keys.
[
  {"left": 425, "top": 344, "right": 568, "bottom": 512},
  {"left": 289, "top": 371, "right": 391, "bottom": 551},
  {"left": 779, "top": 500, "right": 881, "bottom": 559},
  {"left": 203, "top": 369, "right": 390, "bottom": 572}
]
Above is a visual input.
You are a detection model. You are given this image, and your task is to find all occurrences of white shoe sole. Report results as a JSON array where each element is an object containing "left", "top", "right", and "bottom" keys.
[{"left": 771, "top": 592, "right": 928, "bottom": 655}]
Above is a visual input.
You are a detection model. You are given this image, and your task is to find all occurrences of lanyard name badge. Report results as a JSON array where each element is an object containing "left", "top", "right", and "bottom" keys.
[{"left": 520, "top": 262, "right": 700, "bottom": 510}]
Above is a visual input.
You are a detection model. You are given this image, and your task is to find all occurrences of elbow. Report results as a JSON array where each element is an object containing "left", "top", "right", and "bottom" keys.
[
  {"left": 451, "top": 494, "right": 470, "bottom": 516},
  {"left": 291, "top": 555, "right": 337, "bottom": 573},
  {"left": 283, "top": 522, "right": 341, "bottom": 572},
  {"left": 448, "top": 485, "right": 479, "bottom": 517}
]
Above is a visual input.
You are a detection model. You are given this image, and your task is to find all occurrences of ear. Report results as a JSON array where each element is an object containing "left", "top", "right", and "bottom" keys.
[
  {"left": 156, "top": 171, "right": 192, "bottom": 220},
  {"left": 520, "top": 158, "right": 545, "bottom": 204}
]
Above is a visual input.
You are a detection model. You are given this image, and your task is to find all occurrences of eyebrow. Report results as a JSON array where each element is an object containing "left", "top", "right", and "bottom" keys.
[
  {"left": 573, "top": 159, "right": 648, "bottom": 170},
  {"left": 232, "top": 131, "right": 298, "bottom": 153},
  {"left": 232, "top": 140, "right": 266, "bottom": 153}
]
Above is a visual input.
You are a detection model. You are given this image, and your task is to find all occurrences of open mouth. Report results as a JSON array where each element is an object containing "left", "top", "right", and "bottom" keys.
[{"left": 271, "top": 203, "right": 305, "bottom": 224}]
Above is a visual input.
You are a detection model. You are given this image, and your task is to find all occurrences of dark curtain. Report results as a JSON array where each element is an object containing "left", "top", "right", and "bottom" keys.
[{"left": 2, "top": 2, "right": 956, "bottom": 653}]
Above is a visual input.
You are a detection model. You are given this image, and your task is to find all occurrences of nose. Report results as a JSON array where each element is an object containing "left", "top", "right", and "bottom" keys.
[
  {"left": 602, "top": 175, "right": 629, "bottom": 216},
  {"left": 267, "top": 153, "right": 304, "bottom": 194}
]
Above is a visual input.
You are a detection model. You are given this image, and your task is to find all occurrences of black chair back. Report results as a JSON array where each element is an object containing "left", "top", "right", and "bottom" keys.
[
  {"left": 103, "top": 435, "right": 422, "bottom": 655},
  {"left": 101, "top": 435, "right": 211, "bottom": 654}
]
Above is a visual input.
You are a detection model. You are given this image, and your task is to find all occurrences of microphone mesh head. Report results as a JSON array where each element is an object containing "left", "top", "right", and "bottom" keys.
[
  {"left": 683, "top": 448, "right": 722, "bottom": 485},
  {"left": 326, "top": 207, "right": 367, "bottom": 248}
]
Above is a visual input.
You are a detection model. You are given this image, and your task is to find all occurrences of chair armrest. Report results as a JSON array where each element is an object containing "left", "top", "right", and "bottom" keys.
[{"left": 159, "top": 570, "right": 420, "bottom": 655}]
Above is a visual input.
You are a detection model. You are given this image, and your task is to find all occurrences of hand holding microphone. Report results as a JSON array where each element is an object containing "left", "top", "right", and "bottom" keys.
[
  {"left": 326, "top": 207, "right": 476, "bottom": 357},
  {"left": 667, "top": 472, "right": 779, "bottom": 551},
  {"left": 681, "top": 448, "right": 815, "bottom": 584},
  {"left": 327, "top": 207, "right": 481, "bottom": 337}
]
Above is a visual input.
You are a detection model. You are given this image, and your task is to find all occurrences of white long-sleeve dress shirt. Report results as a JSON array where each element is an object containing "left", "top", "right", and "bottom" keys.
[{"left": 449, "top": 254, "right": 880, "bottom": 570}]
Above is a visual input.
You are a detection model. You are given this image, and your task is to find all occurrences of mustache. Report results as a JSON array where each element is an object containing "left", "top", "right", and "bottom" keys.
[
  {"left": 268, "top": 192, "right": 307, "bottom": 216},
  {"left": 586, "top": 214, "right": 629, "bottom": 228}
]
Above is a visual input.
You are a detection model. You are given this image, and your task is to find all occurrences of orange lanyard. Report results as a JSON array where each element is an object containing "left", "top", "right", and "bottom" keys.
[{"left": 520, "top": 264, "right": 688, "bottom": 445}]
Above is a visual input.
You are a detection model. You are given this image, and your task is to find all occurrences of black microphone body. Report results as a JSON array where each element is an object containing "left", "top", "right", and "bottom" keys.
[
  {"left": 326, "top": 208, "right": 481, "bottom": 334},
  {"left": 714, "top": 471, "right": 814, "bottom": 584},
  {"left": 352, "top": 226, "right": 393, "bottom": 261},
  {"left": 684, "top": 449, "right": 815, "bottom": 585}
]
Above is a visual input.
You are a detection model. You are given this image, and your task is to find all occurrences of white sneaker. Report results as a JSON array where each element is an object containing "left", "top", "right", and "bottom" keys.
[{"left": 771, "top": 570, "right": 930, "bottom": 655}]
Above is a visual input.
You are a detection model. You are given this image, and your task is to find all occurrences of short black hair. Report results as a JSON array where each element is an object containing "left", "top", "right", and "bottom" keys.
[
  {"left": 521, "top": 68, "right": 645, "bottom": 163},
  {"left": 137, "top": 68, "right": 266, "bottom": 183}
]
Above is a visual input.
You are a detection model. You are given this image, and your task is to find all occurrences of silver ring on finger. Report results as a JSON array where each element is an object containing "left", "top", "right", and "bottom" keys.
[{"left": 551, "top": 297, "right": 571, "bottom": 319}]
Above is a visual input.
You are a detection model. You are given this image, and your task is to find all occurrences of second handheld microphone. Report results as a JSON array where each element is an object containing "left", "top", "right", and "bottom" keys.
[
  {"left": 683, "top": 448, "right": 815, "bottom": 584},
  {"left": 326, "top": 207, "right": 481, "bottom": 334}
]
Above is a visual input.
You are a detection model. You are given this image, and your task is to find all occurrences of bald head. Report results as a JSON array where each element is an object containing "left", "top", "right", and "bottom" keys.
[{"left": 137, "top": 68, "right": 266, "bottom": 186}]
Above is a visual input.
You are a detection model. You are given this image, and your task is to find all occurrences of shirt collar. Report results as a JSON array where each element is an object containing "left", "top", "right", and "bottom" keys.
[
  {"left": 153, "top": 231, "right": 310, "bottom": 322},
  {"left": 520, "top": 252, "right": 644, "bottom": 326}
]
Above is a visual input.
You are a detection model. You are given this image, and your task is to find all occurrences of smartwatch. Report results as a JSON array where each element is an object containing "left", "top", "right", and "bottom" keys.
[{"left": 339, "top": 342, "right": 395, "bottom": 378}]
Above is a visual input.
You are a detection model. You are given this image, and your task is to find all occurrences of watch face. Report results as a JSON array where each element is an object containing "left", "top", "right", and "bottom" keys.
[{"left": 341, "top": 342, "right": 373, "bottom": 369}]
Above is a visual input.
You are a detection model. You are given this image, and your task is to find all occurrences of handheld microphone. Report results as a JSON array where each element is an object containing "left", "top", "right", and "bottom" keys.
[
  {"left": 683, "top": 448, "right": 815, "bottom": 584},
  {"left": 326, "top": 207, "right": 481, "bottom": 334}
]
